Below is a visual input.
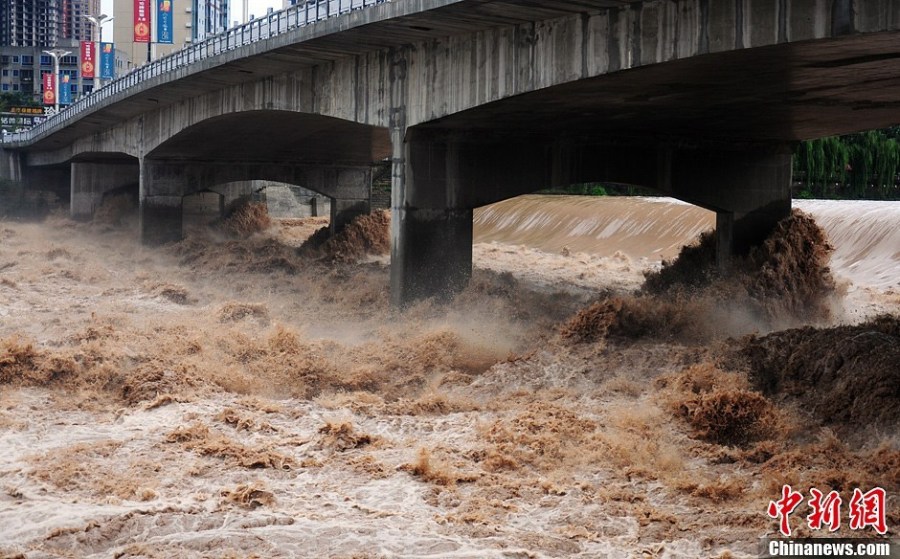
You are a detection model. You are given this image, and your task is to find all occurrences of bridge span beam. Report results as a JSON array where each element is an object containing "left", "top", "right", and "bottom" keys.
[
  {"left": 391, "top": 130, "right": 792, "bottom": 307},
  {"left": 139, "top": 159, "right": 374, "bottom": 246}
]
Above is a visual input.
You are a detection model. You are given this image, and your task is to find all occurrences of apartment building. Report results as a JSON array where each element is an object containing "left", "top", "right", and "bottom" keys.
[
  {"left": 1, "top": 0, "right": 62, "bottom": 47},
  {"left": 193, "top": 0, "right": 230, "bottom": 41},
  {"left": 60, "top": 0, "right": 102, "bottom": 43}
]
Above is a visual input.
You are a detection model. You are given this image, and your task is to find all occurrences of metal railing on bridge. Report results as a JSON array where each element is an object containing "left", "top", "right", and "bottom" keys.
[{"left": 1, "top": 0, "right": 389, "bottom": 146}]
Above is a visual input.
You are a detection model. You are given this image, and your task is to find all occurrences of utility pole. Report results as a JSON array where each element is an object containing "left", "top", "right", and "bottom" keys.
[
  {"left": 42, "top": 49, "right": 71, "bottom": 113},
  {"left": 83, "top": 13, "right": 113, "bottom": 90}
]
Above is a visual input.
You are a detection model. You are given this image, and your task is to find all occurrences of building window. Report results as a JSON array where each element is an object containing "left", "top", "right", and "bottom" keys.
[
  {"left": 12, "top": 56, "right": 19, "bottom": 63},
  {"left": 21, "top": 56, "right": 33, "bottom": 65},
  {"left": 12, "top": 70, "right": 18, "bottom": 77},
  {"left": 12, "top": 84, "right": 18, "bottom": 91},
  {"left": 40, "top": 55, "right": 51, "bottom": 66},
  {"left": 1, "top": 84, "right": 8, "bottom": 91},
  {"left": 1, "top": 70, "right": 7, "bottom": 77}
]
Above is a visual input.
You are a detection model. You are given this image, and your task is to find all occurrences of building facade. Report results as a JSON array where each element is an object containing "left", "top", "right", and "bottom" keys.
[
  {"left": 1, "top": 0, "right": 62, "bottom": 47},
  {"left": 193, "top": 0, "right": 230, "bottom": 41},
  {"left": 60, "top": 0, "right": 101, "bottom": 43},
  {"left": 0, "top": 46, "right": 83, "bottom": 101},
  {"left": 112, "top": 0, "right": 192, "bottom": 72},
  {"left": 0, "top": 0, "right": 100, "bottom": 47}
]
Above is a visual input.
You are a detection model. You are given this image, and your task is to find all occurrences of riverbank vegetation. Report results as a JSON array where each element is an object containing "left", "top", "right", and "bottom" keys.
[{"left": 793, "top": 126, "right": 900, "bottom": 200}]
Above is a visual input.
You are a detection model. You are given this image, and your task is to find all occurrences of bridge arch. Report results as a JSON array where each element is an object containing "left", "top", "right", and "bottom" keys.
[
  {"left": 139, "top": 112, "right": 387, "bottom": 245},
  {"left": 144, "top": 110, "right": 390, "bottom": 165}
]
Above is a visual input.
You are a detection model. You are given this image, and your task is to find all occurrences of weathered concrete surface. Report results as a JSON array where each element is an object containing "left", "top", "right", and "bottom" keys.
[
  {"left": 665, "top": 146, "right": 793, "bottom": 258},
  {"left": 0, "top": 149, "right": 22, "bottom": 183},
  {"left": 70, "top": 162, "right": 140, "bottom": 221},
  {"left": 331, "top": 198, "right": 371, "bottom": 234},
  {"left": 390, "top": 129, "right": 475, "bottom": 306},
  {"left": 141, "top": 195, "right": 183, "bottom": 246},
  {"left": 9, "top": 0, "right": 900, "bottom": 169},
  {"left": 391, "top": 207, "right": 473, "bottom": 306},
  {"left": 137, "top": 159, "right": 373, "bottom": 243},
  {"left": 22, "top": 166, "right": 70, "bottom": 205},
  {"left": 140, "top": 160, "right": 373, "bottom": 200},
  {"left": 183, "top": 191, "right": 226, "bottom": 232},
  {"left": 265, "top": 184, "right": 329, "bottom": 218}
]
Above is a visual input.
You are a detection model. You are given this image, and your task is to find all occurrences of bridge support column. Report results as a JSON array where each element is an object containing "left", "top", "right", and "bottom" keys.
[
  {"left": 140, "top": 159, "right": 184, "bottom": 246},
  {"left": 330, "top": 197, "right": 370, "bottom": 234},
  {"left": 306, "top": 166, "right": 373, "bottom": 235},
  {"left": 0, "top": 149, "right": 22, "bottom": 183},
  {"left": 7, "top": 165, "right": 71, "bottom": 218},
  {"left": 392, "top": 207, "right": 473, "bottom": 306},
  {"left": 70, "top": 161, "right": 139, "bottom": 221},
  {"left": 668, "top": 146, "right": 793, "bottom": 268},
  {"left": 391, "top": 130, "right": 474, "bottom": 307}
]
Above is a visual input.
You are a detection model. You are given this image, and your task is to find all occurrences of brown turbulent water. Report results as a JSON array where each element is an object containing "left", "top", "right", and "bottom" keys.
[{"left": 0, "top": 196, "right": 897, "bottom": 559}]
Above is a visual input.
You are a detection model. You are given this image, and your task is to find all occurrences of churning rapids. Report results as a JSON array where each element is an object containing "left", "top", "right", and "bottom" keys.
[{"left": 0, "top": 196, "right": 897, "bottom": 559}]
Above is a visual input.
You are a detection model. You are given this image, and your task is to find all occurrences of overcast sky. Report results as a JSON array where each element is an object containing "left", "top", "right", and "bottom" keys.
[{"left": 99, "top": 0, "right": 284, "bottom": 40}]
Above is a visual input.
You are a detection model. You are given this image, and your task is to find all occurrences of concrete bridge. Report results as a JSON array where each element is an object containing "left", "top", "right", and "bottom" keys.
[{"left": 2, "top": 0, "right": 900, "bottom": 306}]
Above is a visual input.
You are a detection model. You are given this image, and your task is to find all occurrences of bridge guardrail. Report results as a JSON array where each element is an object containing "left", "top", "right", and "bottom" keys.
[{"left": 1, "top": 0, "right": 388, "bottom": 146}]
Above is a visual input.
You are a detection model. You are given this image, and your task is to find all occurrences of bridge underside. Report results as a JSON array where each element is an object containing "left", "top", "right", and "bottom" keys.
[
  {"left": 390, "top": 31, "right": 900, "bottom": 305},
  {"left": 56, "top": 112, "right": 393, "bottom": 243},
  {"left": 416, "top": 30, "right": 900, "bottom": 141},
  {"left": 147, "top": 111, "right": 392, "bottom": 164}
]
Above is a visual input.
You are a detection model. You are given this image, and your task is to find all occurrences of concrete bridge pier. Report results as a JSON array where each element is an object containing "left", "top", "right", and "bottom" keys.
[
  {"left": 666, "top": 146, "right": 793, "bottom": 269},
  {"left": 18, "top": 165, "right": 71, "bottom": 216},
  {"left": 70, "top": 161, "right": 139, "bottom": 221},
  {"left": 0, "top": 149, "right": 23, "bottom": 183},
  {"left": 330, "top": 197, "right": 370, "bottom": 234},
  {"left": 390, "top": 130, "right": 475, "bottom": 307},
  {"left": 303, "top": 166, "right": 373, "bottom": 235},
  {"left": 140, "top": 159, "right": 185, "bottom": 246}
]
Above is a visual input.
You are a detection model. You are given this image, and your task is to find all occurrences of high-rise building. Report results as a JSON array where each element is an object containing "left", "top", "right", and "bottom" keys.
[
  {"left": 0, "top": 3, "right": 8, "bottom": 46},
  {"left": 60, "top": 0, "right": 101, "bottom": 43},
  {"left": 1, "top": 0, "right": 105, "bottom": 104},
  {"left": 193, "top": 0, "right": 230, "bottom": 41},
  {"left": 1, "top": 0, "right": 62, "bottom": 47}
]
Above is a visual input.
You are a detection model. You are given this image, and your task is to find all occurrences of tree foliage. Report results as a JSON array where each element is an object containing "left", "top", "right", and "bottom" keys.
[
  {"left": 794, "top": 127, "right": 900, "bottom": 199},
  {"left": 0, "top": 91, "right": 40, "bottom": 113}
]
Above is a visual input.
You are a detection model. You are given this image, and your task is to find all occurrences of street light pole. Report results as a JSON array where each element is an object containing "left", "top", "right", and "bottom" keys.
[
  {"left": 42, "top": 49, "right": 71, "bottom": 113},
  {"left": 84, "top": 14, "right": 113, "bottom": 90}
]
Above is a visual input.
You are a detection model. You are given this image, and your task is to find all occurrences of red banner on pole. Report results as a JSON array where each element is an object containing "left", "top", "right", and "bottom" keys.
[
  {"left": 134, "top": 0, "right": 151, "bottom": 42},
  {"left": 80, "top": 41, "right": 95, "bottom": 79},
  {"left": 42, "top": 73, "right": 56, "bottom": 106}
]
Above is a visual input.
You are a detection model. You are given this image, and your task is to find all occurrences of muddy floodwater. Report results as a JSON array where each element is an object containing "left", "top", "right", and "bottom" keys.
[{"left": 0, "top": 195, "right": 897, "bottom": 558}]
